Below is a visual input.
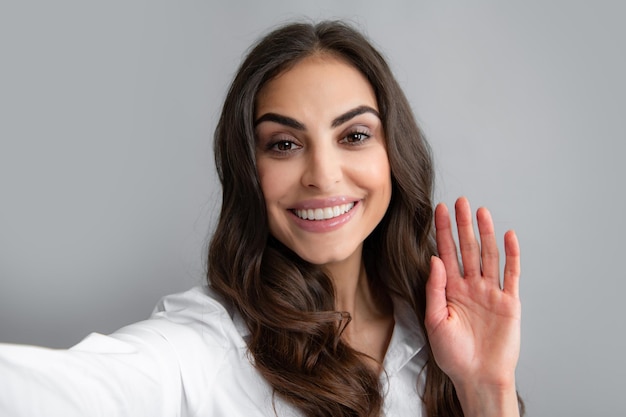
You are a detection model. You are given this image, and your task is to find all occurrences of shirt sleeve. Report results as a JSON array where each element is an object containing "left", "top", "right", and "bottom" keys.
[
  {"left": 0, "top": 286, "right": 243, "bottom": 417},
  {"left": 0, "top": 325, "right": 183, "bottom": 417}
]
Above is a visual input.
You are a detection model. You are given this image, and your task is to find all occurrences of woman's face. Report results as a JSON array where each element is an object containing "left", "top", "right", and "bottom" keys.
[{"left": 254, "top": 54, "right": 391, "bottom": 269}]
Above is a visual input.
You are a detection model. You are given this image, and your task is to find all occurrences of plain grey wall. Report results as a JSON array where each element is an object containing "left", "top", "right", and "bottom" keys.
[{"left": 1, "top": 1, "right": 624, "bottom": 416}]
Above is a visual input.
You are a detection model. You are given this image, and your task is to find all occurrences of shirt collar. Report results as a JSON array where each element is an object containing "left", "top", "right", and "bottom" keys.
[{"left": 382, "top": 296, "right": 427, "bottom": 375}]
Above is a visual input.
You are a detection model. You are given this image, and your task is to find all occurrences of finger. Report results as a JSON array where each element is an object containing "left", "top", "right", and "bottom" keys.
[
  {"left": 503, "top": 230, "right": 521, "bottom": 298},
  {"left": 434, "top": 203, "right": 461, "bottom": 278},
  {"left": 424, "top": 256, "right": 449, "bottom": 332},
  {"left": 476, "top": 206, "right": 500, "bottom": 286},
  {"left": 455, "top": 197, "right": 481, "bottom": 278}
]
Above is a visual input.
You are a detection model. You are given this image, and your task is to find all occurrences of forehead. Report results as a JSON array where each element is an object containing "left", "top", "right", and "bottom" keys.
[{"left": 255, "top": 54, "right": 378, "bottom": 119}]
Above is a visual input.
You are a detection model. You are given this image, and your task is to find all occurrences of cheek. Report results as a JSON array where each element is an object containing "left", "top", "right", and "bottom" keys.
[
  {"left": 256, "top": 160, "right": 276, "bottom": 199},
  {"left": 256, "top": 159, "right": 292, "bottom": 206},
  {"left": 353, "top": 149, "right": 392, "bottom": 194},
  {"left": 256, "top": 166, "right": 283, "bottom": 237},
  {"left": 373, "top": 158, "right": 391, "bottom": 187}
]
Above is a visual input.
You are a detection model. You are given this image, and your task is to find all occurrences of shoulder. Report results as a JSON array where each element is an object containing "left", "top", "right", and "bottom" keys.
[
  {"left": 106, "top": 286, "right": 253, "bottom": 414},
  {"left": 111, "top": 285, "right": 249, "bottom": 351}
]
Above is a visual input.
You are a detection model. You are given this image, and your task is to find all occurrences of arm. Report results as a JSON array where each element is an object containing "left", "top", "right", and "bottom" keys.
[
  {"left": 425, "top": 197, "right": 522, "bottom": 417},
  {"left": 0, "top": 328, "right": 182, "bottom": 417}
]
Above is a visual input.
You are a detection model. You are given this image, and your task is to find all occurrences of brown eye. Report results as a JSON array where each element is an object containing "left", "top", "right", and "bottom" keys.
[
  {"left": 273, "top": 140, "right": 296, "bottom": 151},
  {"left": 266, "top": 139, "right": 301, "bottom": 155},
  {"left": 342, "top": 131, "right": 370, "bottom": 144}
]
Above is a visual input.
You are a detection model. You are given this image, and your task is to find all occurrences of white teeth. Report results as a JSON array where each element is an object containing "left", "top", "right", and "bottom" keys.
[{"left": 294, "top": 203, "right": 355, "bottom": 221}]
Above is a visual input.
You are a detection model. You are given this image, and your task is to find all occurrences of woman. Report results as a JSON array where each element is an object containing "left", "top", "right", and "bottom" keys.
[
  {"left": 209, "top": 19, "right": 522, "bottom": 416},
  {"left": 0, "top": 20, "right": 523, "bottom": 416}
]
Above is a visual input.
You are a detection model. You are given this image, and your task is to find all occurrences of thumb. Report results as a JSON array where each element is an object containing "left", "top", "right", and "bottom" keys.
[{"left": 425, "top": 256, "right": 449, "bottom": 332}]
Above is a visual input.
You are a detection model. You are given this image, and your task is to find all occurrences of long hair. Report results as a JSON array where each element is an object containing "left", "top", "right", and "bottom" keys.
[{"left": 208, "top": 20, "right": 505, "bottom": 416}]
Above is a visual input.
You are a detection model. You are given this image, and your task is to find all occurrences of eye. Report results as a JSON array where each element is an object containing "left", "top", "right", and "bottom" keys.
[
  {"left": 341, "top": 131, "right": 371, "bottom": 145},
  {"left": 267, "top": 139, "right": 301, "bottom": 153}
]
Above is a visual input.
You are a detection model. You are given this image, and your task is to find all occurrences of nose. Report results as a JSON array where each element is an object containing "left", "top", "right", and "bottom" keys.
[{"left": 300, "top": 144, "right": 342, "bottom": 191}]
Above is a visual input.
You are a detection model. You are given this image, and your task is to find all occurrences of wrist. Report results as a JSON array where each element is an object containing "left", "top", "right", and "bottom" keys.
[{"left": 454, "top": 381, "right": 520, "bottom": 417}]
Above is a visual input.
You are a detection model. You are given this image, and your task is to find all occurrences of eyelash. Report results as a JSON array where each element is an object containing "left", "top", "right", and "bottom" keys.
[
  {"left": 340, "top": 130, "right": 371, "bottom": 145},
  {"left": 266, "top": 139, "right": 300, "bottom": 154},
  {"left": 264, "top": 129, "right": 372, "bottom": 155}
]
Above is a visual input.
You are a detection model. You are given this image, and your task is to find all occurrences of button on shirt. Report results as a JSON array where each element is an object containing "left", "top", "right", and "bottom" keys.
[{"left": 0, "top": 286, "right": 428, "bottom": 416}]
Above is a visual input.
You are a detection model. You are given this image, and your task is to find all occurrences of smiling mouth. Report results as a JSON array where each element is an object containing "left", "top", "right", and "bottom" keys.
[{"left": 292, "top": 202, "right": 356, "bottom": 221}]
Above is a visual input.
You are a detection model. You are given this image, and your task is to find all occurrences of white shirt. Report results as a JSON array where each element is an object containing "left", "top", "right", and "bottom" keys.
[{"left": 0, "top": 286, "right": 427, "bottom": 416}]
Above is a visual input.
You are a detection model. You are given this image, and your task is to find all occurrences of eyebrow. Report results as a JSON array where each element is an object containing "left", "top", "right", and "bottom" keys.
[
  {"left": 254, "top": 113, "right": 305, "bottom": 130},
  {"left": 254, "top": 105, "right": 380, "bottom": 130},
  {"left": 331, "top": 105, "right": 380, "bottom": 127}
]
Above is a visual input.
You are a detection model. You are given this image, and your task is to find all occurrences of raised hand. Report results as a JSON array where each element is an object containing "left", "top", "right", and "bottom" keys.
[{"left": 425, "top": 197, "right": 521, "bottom": 416}]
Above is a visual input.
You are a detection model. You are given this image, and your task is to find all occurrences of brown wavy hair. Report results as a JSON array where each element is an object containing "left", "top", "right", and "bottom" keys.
[{"left": 208, "top": 20, "right": 521, "bottom": 417}]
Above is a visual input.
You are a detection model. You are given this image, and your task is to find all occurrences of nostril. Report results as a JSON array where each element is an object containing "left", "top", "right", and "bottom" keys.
[{"left": 301, "top": 161, "right": 342, "bottom": 190}]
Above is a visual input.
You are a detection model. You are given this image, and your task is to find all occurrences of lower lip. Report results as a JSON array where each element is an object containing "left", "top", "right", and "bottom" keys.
[{"left": 289, "top": 202, "right": 359, "bottom": 233}]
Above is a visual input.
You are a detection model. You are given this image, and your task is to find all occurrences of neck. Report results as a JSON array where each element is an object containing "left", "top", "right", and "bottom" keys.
[
  {"left": 324, "top": 247, "right": 391, "bottom": 326},
  {"left": 324, "top": 248, "right": 394, "bottom": 368}
]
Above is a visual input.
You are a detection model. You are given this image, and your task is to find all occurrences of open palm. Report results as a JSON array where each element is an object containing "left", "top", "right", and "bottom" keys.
[{"left": 425, "top": 197, "right": 521, "bottom": 391}]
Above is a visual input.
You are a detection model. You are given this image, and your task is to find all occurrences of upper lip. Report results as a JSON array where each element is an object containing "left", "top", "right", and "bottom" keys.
[{"left": 289, "top": 196, "right": 358, "bottom": 210}]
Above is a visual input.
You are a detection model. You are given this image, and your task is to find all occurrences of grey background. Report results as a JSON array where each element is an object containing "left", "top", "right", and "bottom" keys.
[{"left": 1, "top": 1, "right": 624, "bottom": 416}]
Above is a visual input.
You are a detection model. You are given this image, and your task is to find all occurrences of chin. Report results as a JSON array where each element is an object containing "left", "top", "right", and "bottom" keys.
[{"left": 291, "top": 244, "right": 359, "bottom": 268}]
